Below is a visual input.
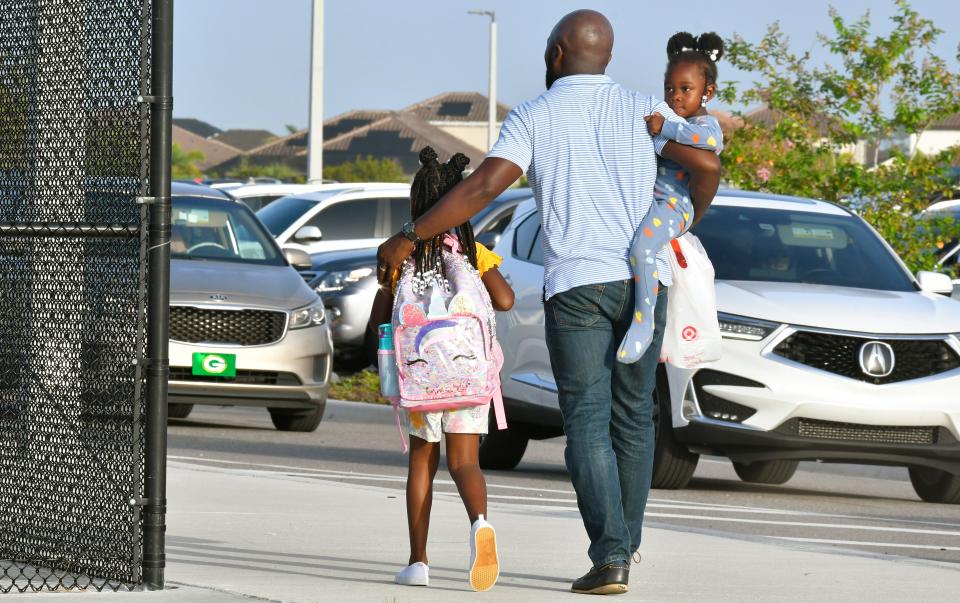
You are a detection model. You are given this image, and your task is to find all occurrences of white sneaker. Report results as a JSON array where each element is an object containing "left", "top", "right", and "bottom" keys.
[
  {"left": 395, "top": 561, "right": 429, "bottom": 586},
  {"left": 469, "top": 515, "right": 499, "bottom": 591}
]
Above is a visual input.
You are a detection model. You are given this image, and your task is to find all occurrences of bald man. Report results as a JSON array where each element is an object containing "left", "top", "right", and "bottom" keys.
[{"left": 378, "top": 9, "right": 720, "bottom": 595}]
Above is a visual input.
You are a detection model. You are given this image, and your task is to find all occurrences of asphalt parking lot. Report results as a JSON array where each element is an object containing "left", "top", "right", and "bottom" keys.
[{"left": 170, "top": 401, "right": 960, "bottom": 566}]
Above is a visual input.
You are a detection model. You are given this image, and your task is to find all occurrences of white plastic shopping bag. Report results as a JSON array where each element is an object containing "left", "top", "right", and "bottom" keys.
[{"left": 659, "top": 233, "right": 722, "bottom": 369}]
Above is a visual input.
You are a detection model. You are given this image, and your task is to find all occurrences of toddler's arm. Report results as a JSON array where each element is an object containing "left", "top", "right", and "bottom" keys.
[
  {"left": 660, "top": 115, "right": 724, "bottom": 154},
  {"left": 482, "top": 267, "right": 515, "bottom": 311}
]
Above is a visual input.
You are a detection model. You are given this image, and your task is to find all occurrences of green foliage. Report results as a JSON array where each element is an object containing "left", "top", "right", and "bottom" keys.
[
  {"left": 171, "top": 144, "right": 205, "bottom": 180},
  {"left": 720, "top": 0, "right": 960, "bottom": 273},
  {"left": 329, "top": 369, "right": 389, "bottom": 404},
  {"left": 323, "top": 155, "right": 408, "bottom": 183},
  {"left": 226, "top": 156, "right": 306, "bottom": 183}
]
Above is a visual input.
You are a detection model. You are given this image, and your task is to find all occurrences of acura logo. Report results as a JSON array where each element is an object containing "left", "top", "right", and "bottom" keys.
[
  {"left": 209, "top": 294, "right": 228, "bottom": 302},
  {"left": 859, "top": 341, "right": 895, "bottom": 378}
]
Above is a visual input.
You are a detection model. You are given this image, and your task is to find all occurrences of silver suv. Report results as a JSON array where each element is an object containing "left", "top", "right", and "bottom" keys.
[{"left": 168, "top": 183, "right": 332, "bottom": 431}]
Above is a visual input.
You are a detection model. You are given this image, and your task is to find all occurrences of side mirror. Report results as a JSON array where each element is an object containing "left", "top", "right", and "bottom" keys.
[
  {"left": 294, "top": 225, "right": 323, "bottom": 242},
  {"left": 284, "top": 248, "right": 313, "bottom": 271},
  {"left": 916, "top": 270, "right": 953, "bottom": 295},
  {"left": 476, "top": 231, "right": 501, "bottom": 249}
]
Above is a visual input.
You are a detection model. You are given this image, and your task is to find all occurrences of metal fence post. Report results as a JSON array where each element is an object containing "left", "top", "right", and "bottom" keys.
[{"left": 143, "top": 0, "right": 173, "bottom": 590}]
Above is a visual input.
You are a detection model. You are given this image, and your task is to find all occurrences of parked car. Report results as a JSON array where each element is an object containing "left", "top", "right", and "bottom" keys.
[
  {"left": 168, "top": 183, "right": 332, "bottom": 432},
  {"left": 489, "top": 190, "right": 960, "bottom": 504},
  {"left": 298, "top": 188, "right": 535, "bottom": 361},
  {"left": 228, "top": 182, "right": 337, "bottom": 212},
  {"left": 938, "top": 241, "right": 960, "bottom": 300},
  {"left": 256, "top": 183, "right": 411, "bottom": 255}
]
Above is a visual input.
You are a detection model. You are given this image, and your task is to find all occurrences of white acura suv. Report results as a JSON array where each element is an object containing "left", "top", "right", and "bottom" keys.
[{"left": 487, "top": 190, "right": 960, "bottom": 504}]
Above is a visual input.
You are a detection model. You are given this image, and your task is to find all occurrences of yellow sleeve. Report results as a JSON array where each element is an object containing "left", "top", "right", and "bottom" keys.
[{"left": 475, "top": 242, "right": 502, "bottom": 276}]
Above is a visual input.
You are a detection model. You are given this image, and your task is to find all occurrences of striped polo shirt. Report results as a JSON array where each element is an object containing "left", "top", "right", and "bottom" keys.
[{"left": 488, "top": 74, "right": 683, "bottom": 300}]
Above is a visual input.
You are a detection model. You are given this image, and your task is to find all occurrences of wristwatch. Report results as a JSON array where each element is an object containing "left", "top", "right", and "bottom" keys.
[{"left": 400, "top": 221, "right": 422, "bottom": 244}]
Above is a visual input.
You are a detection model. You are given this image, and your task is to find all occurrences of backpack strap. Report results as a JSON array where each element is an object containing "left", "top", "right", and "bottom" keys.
[
  {"left": 391, "top": 400, "right": 408, "bottom": 454},
  {"left": 492, "top": 387, "right": 507, "bottom": 431}
]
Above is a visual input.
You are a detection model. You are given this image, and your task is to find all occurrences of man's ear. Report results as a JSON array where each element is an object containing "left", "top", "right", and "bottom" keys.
[{"left": 704, "top": 83, "right": 717, "bottom": 102}]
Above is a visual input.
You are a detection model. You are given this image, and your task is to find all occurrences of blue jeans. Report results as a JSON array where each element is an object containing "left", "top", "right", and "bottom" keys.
[{"left": 545, "top": 279, "right": 668, "bottom": 567}]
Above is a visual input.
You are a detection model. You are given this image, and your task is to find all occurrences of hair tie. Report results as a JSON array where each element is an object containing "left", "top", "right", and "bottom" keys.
[{"left": 705, "top": 49, "right": 719, "bottom": 62}]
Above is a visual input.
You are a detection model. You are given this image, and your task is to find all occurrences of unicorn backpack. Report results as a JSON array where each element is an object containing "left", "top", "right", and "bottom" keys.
[{"left": 391, "top": 234, "right": 507, "bottom": 435}]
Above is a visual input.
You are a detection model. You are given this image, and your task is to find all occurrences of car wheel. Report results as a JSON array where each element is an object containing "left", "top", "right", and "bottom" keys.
[
  {"left": 651, "top": 371, "right": 699, "bottom": 489},
  {"left": 732, "top": 460, "right": 798, "bottom": 485},
  {"left": 269, "top": 405, "right": 325, "bottom": 432},
  {"left": 168, "top": 403, "right": 194, "bottom": 419},
  {"left": 909, "top": 466, "right": 960, "bottom": 504},
  {"left": 479, "top": 416, "right": 529, "bottom": 471}
]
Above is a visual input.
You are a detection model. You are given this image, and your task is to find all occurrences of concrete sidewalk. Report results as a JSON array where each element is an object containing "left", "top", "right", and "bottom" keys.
[{"left": 29, "top": 459, "right": 960, "bottom": 602}]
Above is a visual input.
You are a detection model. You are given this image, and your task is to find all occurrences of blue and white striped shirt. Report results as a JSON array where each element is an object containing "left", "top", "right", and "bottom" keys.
[{"left": 488, "top": 74, "right": 683, "bottom": 300}]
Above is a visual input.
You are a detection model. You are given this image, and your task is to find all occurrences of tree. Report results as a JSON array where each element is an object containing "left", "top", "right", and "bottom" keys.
[
  {"left": 226, "top": 157, "right": 306, "bottom": 183},
  {"left": 171, "top": 144, "right": 204, "bottom": 180},
  {"left": 323, "top": 155, "right": 407, "bottom": 183},
  {"left": 719, "top": 0, "right": 960, "bottom": 273}
]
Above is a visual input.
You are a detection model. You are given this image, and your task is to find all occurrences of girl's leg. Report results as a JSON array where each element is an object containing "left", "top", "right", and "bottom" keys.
[
  {"left": 407, "top": 435, "right": 441, "bottom": 565},
  {"left": 618, "top": 200, "right": 675, "bottom": 364},
  {"left": 445, "top": 433, "right": 486, "bottom": 522}
]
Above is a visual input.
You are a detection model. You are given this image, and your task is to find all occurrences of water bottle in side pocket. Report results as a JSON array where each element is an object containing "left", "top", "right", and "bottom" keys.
[{"left": 377, "top": 323, "right": 400, "bottom": 399}]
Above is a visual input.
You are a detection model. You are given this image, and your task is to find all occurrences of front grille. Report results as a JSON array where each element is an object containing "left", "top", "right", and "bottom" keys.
[
  {"left": 169, "top": 367, "right": 301, "bottom": 385},
  {"left": 777, "top": 418, "right": 938, "bottom": 445},
  {"left": 772, "top": 331, "right": 960, "bottom": 384},
  {"left": 170, "top": 306, "right": 287, "bottom": 346}
]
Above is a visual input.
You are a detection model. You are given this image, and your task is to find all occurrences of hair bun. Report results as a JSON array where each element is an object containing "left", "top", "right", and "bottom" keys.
[
  {"left": 448, "top": 153, "right": 470, "bottom": 173},
  {"left": 419, "top": 146, "right": 438, "bottom": 164},
  {"left": 696, "top": 32, "right": 724, "bottom": 62},
  {"left": 666, "top": 31, "right": 697, "bottom": 56}
]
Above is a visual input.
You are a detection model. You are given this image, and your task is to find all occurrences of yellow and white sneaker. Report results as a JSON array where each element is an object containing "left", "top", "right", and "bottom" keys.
[{"left": 469, "top": 515, "right": 499, "bottom": 591}]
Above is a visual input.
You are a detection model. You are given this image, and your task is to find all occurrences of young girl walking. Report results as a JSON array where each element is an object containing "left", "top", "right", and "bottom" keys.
[
  {"left": 368, "top": 147, "right": 515, "bottom": 591},
  {"left": 618, "top": 31, "right": 725, "bottom": 363}
]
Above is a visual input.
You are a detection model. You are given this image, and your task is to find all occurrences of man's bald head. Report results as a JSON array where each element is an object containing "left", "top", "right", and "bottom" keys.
[{"left": 544, "top": 10, "right": 614, "bottom": 88}]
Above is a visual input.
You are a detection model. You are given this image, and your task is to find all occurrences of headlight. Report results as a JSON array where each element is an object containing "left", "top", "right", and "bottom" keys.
[
  {"left": 289, "top": 299, "right": 326, "bottom": 329},
  {"left": 314, "top": 267, "right": 374, "bottom": 294},
  {"left": 717, "top": 312, "right": 780, "bottom": 341}
]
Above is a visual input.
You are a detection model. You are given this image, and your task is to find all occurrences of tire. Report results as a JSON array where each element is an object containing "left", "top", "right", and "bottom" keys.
[
  {"left": 909, "top": 466, "right": 960, "bottom": 504},
  {"left": 733, "top": 459, "right": 799, "bottom": 485},
  {"left": 479, "top": 417, "right": 529, "bottom": 471},
  {"left": 269, "top": 405, "right": 325, "bottom": 432},
  {"left": 168, "top": 403, "right": 194, "bottom": 419},
  {"left": 651, "top": 372, "right": 699, "bottom": 489}
]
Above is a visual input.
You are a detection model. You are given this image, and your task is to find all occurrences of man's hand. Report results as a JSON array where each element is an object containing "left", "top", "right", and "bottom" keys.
[
  {"left": 644, "top": 112, "right": 665, "bottom": 136},
  {"left": 660, "top": 140, "right": 721, "bottom": 228},
  {"left": 376, "top": 234, "right": 414, "bottom": 287}
]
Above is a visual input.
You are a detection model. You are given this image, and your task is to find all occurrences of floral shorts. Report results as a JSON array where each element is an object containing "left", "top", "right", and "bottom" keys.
[{"left": 405, "top": 403, "right": 490, "bottom": 443}]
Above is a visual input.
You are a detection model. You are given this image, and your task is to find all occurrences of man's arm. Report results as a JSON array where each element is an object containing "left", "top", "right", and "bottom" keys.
[
  {"left": 376, "top": 157, "right": 523, "bottom": 284},
  {"left": 660, "top": 140, "right": 721, "bottom": 228}
]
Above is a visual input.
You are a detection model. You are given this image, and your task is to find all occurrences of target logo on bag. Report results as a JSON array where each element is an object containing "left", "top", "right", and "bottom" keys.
[{"left": 681, "top": 325, "right": 698, "bottom": 341}]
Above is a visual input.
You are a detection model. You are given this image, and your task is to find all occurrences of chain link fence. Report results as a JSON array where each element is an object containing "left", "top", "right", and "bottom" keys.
[{"left": 0, "top": 0, "right": 153, "bottom": 593}]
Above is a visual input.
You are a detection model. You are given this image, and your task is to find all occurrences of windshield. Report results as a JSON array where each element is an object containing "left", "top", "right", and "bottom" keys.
[
  {"left": 171, "top": 197, "right": 285, "bottom": 266},
  {"left": 257, "top": 195, "right": 329, "bottom": 236},
  {"left": 692, "top": 205, "right": 915, "bottom": 292}
]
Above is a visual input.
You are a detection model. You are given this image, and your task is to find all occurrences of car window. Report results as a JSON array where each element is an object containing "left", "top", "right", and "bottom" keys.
[
  {"left": 693, "top": 206, "right": 915, "bottom": 291},
  {"left": 240, "top": 195, "right": 283, "bottom": 212},
  {"left": 528, "top": 226, "right": 544, "bottom": 266},
  {"left": 257, "top": 195, "right": 323, "bottom": 236},
  {"left": 308, "top": 199, "right": 379, "bottom": 239},
  {"left": 171, "top": 197, "right": 284, "bottom": 266},
  {"left": 478, "top": 207, "right": 516, "bottom": 236},
  {"left": 389, "top": 197, "right": 411, "bottom": 234},
  {"left": 513, "top": 212, "right": 539, "bottom": 260}
]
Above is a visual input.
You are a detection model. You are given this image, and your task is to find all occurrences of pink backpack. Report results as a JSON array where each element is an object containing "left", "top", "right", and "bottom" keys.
[{"left": 390, "top": 235, "right": 506, "bottom": 444}]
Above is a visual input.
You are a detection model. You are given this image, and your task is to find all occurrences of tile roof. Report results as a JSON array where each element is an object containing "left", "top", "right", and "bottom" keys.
[
  {"left": 173, "top": 117, "right": 222, "bottom": 138},
  {"left": 404, "top": 92, "right": 510, "bottom": 123},
  {"left": 172, "top": 125, "right": 241, "bottom": 171},
  {"left": 931, "top": 113, "right": 960, "bottom": 130},
  {"left": 211, "top": 129, "right": 278, "bottom": 151},
  {"left": 324, "top": 110, "right": 392, "bottom": 140}
]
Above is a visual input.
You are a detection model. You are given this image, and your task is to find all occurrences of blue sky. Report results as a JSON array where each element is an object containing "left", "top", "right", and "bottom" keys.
[{"left": 174, "top": 0, "right": 959, "bottom": 134}]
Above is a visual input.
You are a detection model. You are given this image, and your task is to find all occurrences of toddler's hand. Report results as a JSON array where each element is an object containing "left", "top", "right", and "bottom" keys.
[{"left": 644, "top": 112, "right": 665, "bottom": 136}]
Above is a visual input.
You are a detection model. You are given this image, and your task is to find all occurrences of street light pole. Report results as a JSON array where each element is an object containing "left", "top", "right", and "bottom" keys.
[
  {"left": 468, "top": 10, "right": 497, "bottom": 150},
  {"left": 308, "top": 0, "right": 324, "bottom": 182}
]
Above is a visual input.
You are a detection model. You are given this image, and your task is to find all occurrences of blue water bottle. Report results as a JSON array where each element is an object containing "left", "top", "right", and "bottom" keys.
[{"left": 378, "top": 323, "right": 400, "bottom": 399}]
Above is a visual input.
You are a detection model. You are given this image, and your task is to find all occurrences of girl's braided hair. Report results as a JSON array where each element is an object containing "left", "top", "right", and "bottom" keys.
[
  {"left": 665, "top": 31, "right": 725, "bottom": 87},
  {"left": 409, "top": 147, "right": 477, "bottom": 281}
]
